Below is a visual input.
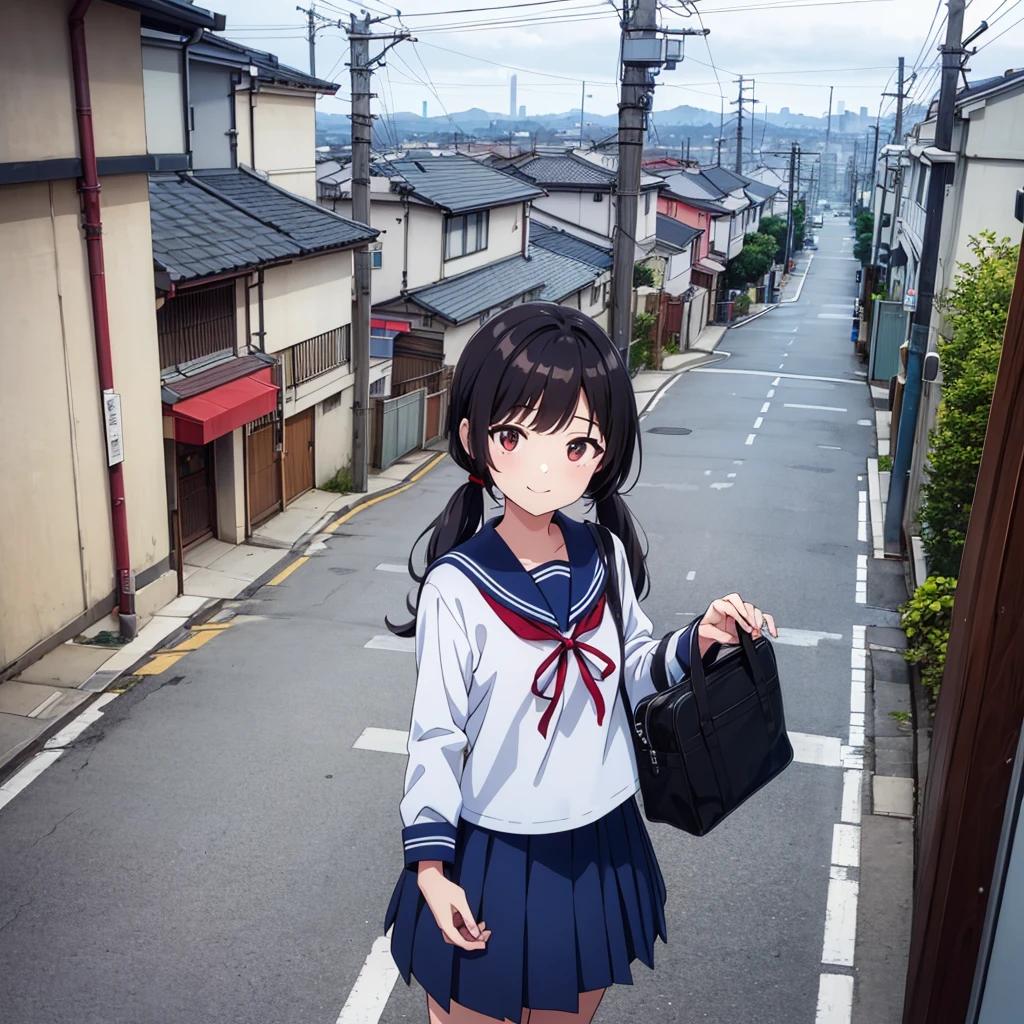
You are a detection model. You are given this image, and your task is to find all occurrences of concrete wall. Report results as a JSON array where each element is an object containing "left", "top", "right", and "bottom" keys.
[
  {"left": 262, "top": 251, "right": 353, "bottom": 353},
  {"left": 235, "top": 85, "right": 318, "bottom": 199},
  {"left": 532, "top": 191, "right": 614, "bottom": 242},
  {"left": 314, "top": 387, "right": 354, "bottom": 486},
  {"left": 0, "top": 173, "right": 169, "bottom": 669},
  {"left": 214, "top": 429, "right": 245, "bottom": 545},
  {"left": 659, "top": 197, "right": 712, "bottom": 263},
  {"left": 1, "top": 0, "right": 147, "bottom": 164},
  {"left": 441, "top": 202, "right": 525, "bottom": 278}
]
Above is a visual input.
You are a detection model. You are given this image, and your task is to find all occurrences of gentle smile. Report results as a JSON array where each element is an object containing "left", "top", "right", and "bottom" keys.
[{"left": 527, "top": 486, "right": 551, "bottom": 493}]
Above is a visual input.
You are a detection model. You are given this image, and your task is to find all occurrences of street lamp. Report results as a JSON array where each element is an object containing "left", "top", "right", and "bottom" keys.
[{"left": 580, "top": 82, "right": 593, "bottom": 148}]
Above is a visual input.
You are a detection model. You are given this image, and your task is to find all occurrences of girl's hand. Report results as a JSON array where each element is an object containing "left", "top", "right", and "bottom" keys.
[
  {"left": 697, "top": 593, "right": 778, "bottom": 659},
  {"left": 417, "top": 861, "right": 492, "bottom": 951}
]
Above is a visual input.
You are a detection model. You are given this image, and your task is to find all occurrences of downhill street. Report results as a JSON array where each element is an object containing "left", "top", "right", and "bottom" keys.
[{"left": 0, "top": 218, "right": 882, "bottom": 1024}]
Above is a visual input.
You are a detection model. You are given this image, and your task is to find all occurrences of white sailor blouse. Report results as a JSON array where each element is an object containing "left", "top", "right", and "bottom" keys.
[{"left": 400, "top": 512, "right": 702, "bottom": 866}]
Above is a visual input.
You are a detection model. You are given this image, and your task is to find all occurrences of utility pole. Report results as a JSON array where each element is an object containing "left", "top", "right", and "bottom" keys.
[
  {"left": 296, "top": 4, "right": 338, "bottom": 78},
  {"left": 875, "top": 55, "right": 909, "bottom": 264},
  {"left": 784, "top": 142, "right": 797, "bottom": 270},
  {"left": 731, "top": 76, "right": 755, "bottom": 174},
  {"left": 347, "top": 12, "right": 412, "bottom": 492},
  {"left": 609, "top": 0, "right": 705, "bottom": 363},
  {"left": 884, "top": 0, "right": 966, "bottom": 556},
  {"left": 825, "top": 84, "right": 833, "bottom": 152}
]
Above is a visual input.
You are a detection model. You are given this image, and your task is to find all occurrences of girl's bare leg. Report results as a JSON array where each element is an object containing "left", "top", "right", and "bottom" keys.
[{"left": 427, "top": 989, "right": 605, "bottom": 1024}]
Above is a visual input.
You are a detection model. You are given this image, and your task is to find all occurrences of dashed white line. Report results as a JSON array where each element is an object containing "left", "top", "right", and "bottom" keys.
[
  {"left": 784, "top": 404, "right": 848, "bottom": 413},
  {"left": 816, "top": 974, "right": 854, "bottom": 1024},
  {"left": 353, "top": 727, "right": 408, "bottom": 755},
  {"left": 857, "top": 490, "right": 868, "bottom": 543},
  {"left": 831, "top": 824, "right": 861, "bottom": 868},
  {"left": 686, "top": 570, "right": 696, "bottom": 581},
  {"left": 841, "top": 770, "right": 862, "bottom": 824},
  {"left": 365, "top": 635, "right": 415, "bottom": 652},
  {"left": 822, "top": 875, "right": 859, "bottom": 967},
  {"left": 772, "top": 376, "right": 781, "bottom": 385},
  {"left": 745, "top": 433, "right": 756, "bottom": 445},
  {"left": 766, "top": 388, "right": 775, "bottom": 398},
  {"left": 753, "top": 416, "right": 763, "bottom": 429},
  {"left": 761, "top": 402, "right": 771, "bottom": 413},
  {"left": 375, "top": 563, "right": 410, "bottom": 573},
  {"left": 789, "top": 732, "right": 843, "bottom": 767}
]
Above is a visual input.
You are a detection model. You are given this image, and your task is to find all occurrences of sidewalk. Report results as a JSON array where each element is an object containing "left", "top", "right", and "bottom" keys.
[
  {"left": 0, "top": 447, "right": 442, "bottom": 784},
  {"left": 632, "top": 323, "right": 729, "bottom": 415}
]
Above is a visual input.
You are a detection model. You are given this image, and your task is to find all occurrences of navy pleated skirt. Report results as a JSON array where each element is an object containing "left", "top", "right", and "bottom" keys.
[{"left": 384, "top": 797, "right": 667, "bottom": 1023}]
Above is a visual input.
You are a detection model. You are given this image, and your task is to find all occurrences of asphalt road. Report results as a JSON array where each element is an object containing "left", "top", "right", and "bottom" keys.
[{"left": 0, "top": 219, "right": 875, "bottom": 1024}]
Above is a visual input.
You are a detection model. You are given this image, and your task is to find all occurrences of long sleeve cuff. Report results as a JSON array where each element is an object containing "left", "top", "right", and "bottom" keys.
[
  {"left": 402, "top": 822, "right": 458, "bottom": 867},
  {"left": 672, "top": 618, "right": 721, "bottom": 680}
]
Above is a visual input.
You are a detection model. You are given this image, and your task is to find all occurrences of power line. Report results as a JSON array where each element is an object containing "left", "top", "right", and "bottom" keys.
[
  {"left": 396, "top": 0, "right": 598, "bottom": 15},
  {"left": 975, "top": 6, "right": 1024, "bottom": 46}
]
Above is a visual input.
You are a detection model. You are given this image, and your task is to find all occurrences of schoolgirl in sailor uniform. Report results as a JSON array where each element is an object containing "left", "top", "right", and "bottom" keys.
[{"left": 384, "top": 303, "right": 777, "bottom": 1024}]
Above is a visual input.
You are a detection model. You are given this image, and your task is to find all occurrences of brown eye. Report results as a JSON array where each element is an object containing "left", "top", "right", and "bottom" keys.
[{"left": 498, "top": 427, "right": 520, "bottom": 452}]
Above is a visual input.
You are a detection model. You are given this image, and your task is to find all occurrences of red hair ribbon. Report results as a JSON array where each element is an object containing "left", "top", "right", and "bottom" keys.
[
  {"left": 468, "top": 475, "right": 485, "bottom": 487},
  {"left": 479, "top": 593, "right": 615, "bottom": 737}
]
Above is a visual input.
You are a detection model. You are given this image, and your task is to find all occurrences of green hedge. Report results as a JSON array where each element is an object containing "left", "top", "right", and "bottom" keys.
[
  {"left": 917, "top": 232, "right": 1017, "bottom": 577},
  {"left": 900, "top": 576, "right": 957, "bottom": 702}
]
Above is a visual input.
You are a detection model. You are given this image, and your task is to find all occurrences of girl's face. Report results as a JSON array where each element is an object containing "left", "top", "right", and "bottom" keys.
[{"left": 461, "top": 390, "right": 607, "bottom": 517}]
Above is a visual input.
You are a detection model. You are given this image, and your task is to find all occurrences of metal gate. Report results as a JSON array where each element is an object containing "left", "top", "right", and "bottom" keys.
[
  {"left": 869, "top": 300, "right": 909, "bottom": 383},
  {"left": 373, "top": 388, "right": 426, "bottom": 469},
  {"left": 424, "top": 388, "right": 449, "bottom": 445}
]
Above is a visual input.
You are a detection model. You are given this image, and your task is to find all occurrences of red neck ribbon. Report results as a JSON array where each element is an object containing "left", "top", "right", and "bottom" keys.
[{"left": 479, "top": 593, "right": 615, "bottom": 737}]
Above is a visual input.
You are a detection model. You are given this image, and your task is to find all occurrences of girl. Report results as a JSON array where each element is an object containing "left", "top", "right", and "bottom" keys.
[{"left": 385, "top": 302, "right": 777, "bottom": 1024}]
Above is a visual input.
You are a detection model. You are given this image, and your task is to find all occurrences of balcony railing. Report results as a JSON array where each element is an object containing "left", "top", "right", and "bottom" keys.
[{"left": 284, "top": 325, "right": 351, "bottom": 387}]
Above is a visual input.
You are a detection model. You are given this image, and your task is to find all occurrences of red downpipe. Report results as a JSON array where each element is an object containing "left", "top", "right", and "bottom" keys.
[{"left": 69, "top": 0, "right": 137, "bottom": 636}]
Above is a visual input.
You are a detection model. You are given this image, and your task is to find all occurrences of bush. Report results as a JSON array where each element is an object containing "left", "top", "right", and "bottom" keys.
[
  {"left": 629, "top": 312, "right": 656, "bottom": 374},
  {"left": 321, "top": 466, "right": 353, "bottom": 493},
  {"left": 633, "top": 263, "right": 656, "bottom": 288},
  {"left": 899, "top": 576, "right": 957, "bottom": 701},
  {"left": 917, "top": 232, "right": 1017, "bottom": 576},
  {"left": 759, "top": 215, "right": 787, "bottom": 262},
  {"left": 733, "top": 292, "right": 751, "bottom": 316},
  {"left": 727, "top": 231, "right": 776, "bottom": 289}
]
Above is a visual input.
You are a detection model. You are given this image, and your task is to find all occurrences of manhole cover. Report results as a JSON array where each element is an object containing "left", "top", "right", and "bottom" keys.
[
  {"left": 329, "top": 567, "right": 356, "bottom": 576},
  {"left": 647, "top": 426, "right": 692, "bottom": 435}
]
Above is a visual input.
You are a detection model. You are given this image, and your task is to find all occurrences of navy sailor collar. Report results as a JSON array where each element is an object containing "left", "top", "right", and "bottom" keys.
[{"left": 434, "top": 511, "right": 607, "bottom": 633}]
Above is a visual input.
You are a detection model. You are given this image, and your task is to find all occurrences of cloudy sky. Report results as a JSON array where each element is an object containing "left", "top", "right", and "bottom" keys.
[{"left": 208, "top": 0, "right": 1024, "bottom": 123}]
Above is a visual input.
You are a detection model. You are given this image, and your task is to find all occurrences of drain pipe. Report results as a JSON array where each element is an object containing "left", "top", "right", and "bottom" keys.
[{"left": 69, "top": 0, "right": 137, "bottom": 638}]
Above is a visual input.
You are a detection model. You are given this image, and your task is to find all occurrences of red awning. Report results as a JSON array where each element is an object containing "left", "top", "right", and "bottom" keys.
[
  {"left": 371, "top": 318, "right": 412, "bottom": 333},
  {"left": 167, "top": 367, "right": 278, "bottom": 446}
]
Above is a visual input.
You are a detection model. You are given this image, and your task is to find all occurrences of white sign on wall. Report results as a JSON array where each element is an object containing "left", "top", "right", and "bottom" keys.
[
  {"left": 903, "top": 288, "right": 917, "bottom": 312},
  {"left": 103, "top": 389, "right": 124, "bottom": 466}
]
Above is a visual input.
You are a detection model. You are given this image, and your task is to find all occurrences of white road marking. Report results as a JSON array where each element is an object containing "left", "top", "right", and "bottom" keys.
[
  {"left": 745, "top": 433, "right": 756, "bottom": 445},
  {"left": 353, "top": 727, "right": 408, "bottom": 755},
  {"left": 778, "top": 363, "right": 785, "bottom": 369},
  {"left": 818, "top": 445, "right": 842, "bottom": 450},
  {"left": 821, "top": 875, "right": 859, "bottom": 966},
  {"left": 857, "top": 419, "right": 873, "bottom": 426},
  {"left": 815, "top": 973, "right": 854, "bottom": 1024},
  {"left": 761, "top": 402, "right": 770, "bottom": 413},
  {"left": 766, "top": 388, "right": 775, "bottom": 398},
  {"left": 710, "top": 482, "right": 734, "bottom": 490},
  {"left": 693, "top": 368, "right": 859, "bottom": 386},
  {"left": 817, "top": 313, "right": 854, "bottom": 319},
  {"left": 787, "top": 340, "right": 794, "bottom": 346},
  {"left": 774, "top": 628, "right": 843, "bottom": 647},
  {"left": 841, "top": 770, "right": 862, "bottom": 824},
  {"left": 334, "top": 932, "right": 401, "bottom": 1024},
  {"left": 789, "top": 732, "right": 843, "bottom": 767},
  {"left": 26, "top": 691, "right": 63, "bottom": 719},
  {"left": 753, "top": 416, "right": 763, "bottom": 429},
  {"left": 727, "top": 472, "right": 737, "bottom": 478},
  {"left": 704, "top": 469, "right": 712, "bottom": 476},
  {"left": 686, "top": 570, "right": 696, "bottom": 581},
  {"left": 375, "top": 563, "right": 410, "bottom": 573},
  {"left": 784, "top": 404, "right": 848, "bottom": 413},
  {"left": 858, "top": 491, "right": 868, "bottom": 543},
  {"left": 365, "top": 635, "right": 416, "bottom": 652},
  {"left": 0, "top": 693, "right": 119, "bottom": 813},
  {"left": 831, "top": 824, "right": 861, "bottom": 867},
  {"left": 855, "top": 554, "right": 867, "bottom": 605}
]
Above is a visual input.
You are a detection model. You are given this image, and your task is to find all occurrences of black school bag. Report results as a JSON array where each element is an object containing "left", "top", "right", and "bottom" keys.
[{"left": 588, "top": 523, "right": 794, "bottom": 837}]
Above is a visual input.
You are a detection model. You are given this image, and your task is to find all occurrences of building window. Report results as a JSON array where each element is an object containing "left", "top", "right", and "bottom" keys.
[
  {"left": 370, "top": 376, "right": 387, "bottom": 396},
  {"left": 590, "top": 282, "right": 601, "bottom": 306},
  {"left": 283, "top": 325, "right": 351, "bottom": 387},
  {"left": 644, "top": 192, "right": 651, "bottom": 216},
  {"left": 593, "top": 192, "right": 603, "bottom": 203},
  {"left": 371, "top": 249, "right": 383, "bottom": 269},
  {"left": 915, "top": 166, "right": 928, "bottom": 206},
  {"left": 444, "top": 210, "right": 489, "bottom": 260},
  {"left": 156, "top": 281, "right": 236, "bottom": 371},
  {"left": 422, "top": 314, "right": 434, "bottom": 328}
]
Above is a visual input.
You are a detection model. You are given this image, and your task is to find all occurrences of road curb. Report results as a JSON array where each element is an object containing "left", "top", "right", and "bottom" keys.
[
  {"left": 781, "top": 252, "right": 815, "bottom": 303},
  {"left": 727, "top": 304, "right": 780, "bottom": 329},
  {"left": 637, "top": 350, "right": 725, "bottom": 417},
  {"left": 0, "top": 450, "right": 449, "bottom": 790}
]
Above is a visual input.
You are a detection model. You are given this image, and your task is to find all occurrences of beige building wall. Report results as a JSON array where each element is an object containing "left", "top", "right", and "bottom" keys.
[
  {"left": 441, "top": 202, "right": 525, "bottom": 279},
  {"left": 262, "top": 252, "right": 353, "bottom": 353},
  {"left": 314, "top": 388, "right": 354, "bottom": 485},
  {"left": 236, "top": 86, "right": 318, "bottom": 200},
  {"left": 0, "top": 173, "right": 168, "bottom": 669}
]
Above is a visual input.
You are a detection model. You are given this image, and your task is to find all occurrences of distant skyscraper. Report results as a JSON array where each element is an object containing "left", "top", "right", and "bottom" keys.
[
  {"left": 859, "top": 106, "right": 868, "bottom": 118},
  {"left": 510, "top": 74, "right": 517, "bottom": 119},
  {"left": 837, "top": 100, "right": 846, "bottom": 115},
  {"left": 519, "top": 104, "right": 526, "bottom": 118},
  {"left": 422, "top": 100, "right": 427, "bottom": 118}
]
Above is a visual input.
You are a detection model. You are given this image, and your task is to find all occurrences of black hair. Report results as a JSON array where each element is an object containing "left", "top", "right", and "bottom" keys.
[{"left": 386, "top": 301, "right": 646, "bottom": 636}]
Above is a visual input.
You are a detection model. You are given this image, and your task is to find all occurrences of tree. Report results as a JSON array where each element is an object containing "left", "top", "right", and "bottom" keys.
[
  {"left": 853, "top": 210, "right": 874, "bottom": 265},
  {"left": 917, "top": 232, "right": 1018, "bottom": 576},
  {"left": 633, "top": 263, "right": 655, "bottom": 288},
  {"left": 759, "top": 215, "right": 787, "bottom": 262},
  {"left": 727, "top": 231, "right": 776, "bottom": 289},
  {"left": 792, "top": 201, "right": 806, "bottom": 253}
]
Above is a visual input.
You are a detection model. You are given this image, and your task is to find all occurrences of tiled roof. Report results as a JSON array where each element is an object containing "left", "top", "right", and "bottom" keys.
[
  {"left": 149, "top": 169, "right": 376, "bottom": 283},
  {"left": 701, "top": 166, "right": 755, "bottom": 194},
  {"left": 744, "top": 179, "right": 780, "bottom": 201},
  {"left": 386, "top": 154, "right": 545, "bottom": 213},
  {"left": 656, "top": 215, "right": 702, "bottom": 250},
  {"left": 194, "top": 32, "right": 338, "bottom": 92},
  {"left": 658, "top": 171, "right": 729, "bottom": 207},
  {"left": 530, "top": 223, "right": 613, "bottom": 269},
  {"left": 513, "top": 154, "right": 617, "bottom": 188},
  {"left": 161, "top": 352, "right": 276, "bottom": 403},
  {"left": 403, "top": 244, "right": 604, "bottom": 324}
]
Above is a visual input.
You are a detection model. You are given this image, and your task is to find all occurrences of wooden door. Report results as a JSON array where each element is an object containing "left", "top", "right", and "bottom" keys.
[
  {"left": 284, "top": 407, "right": 315, "bottom": 502},
  {"left": 247, "top": 423, "right": 281, "bottom": 526},
  {"left": 177, "top": 443, "right": 214, "bottom": 547}
]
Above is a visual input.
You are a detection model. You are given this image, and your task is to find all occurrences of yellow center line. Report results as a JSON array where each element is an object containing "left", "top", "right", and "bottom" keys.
[{"left": 267, "top": 555, "right": 309, "bottom": 586}]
